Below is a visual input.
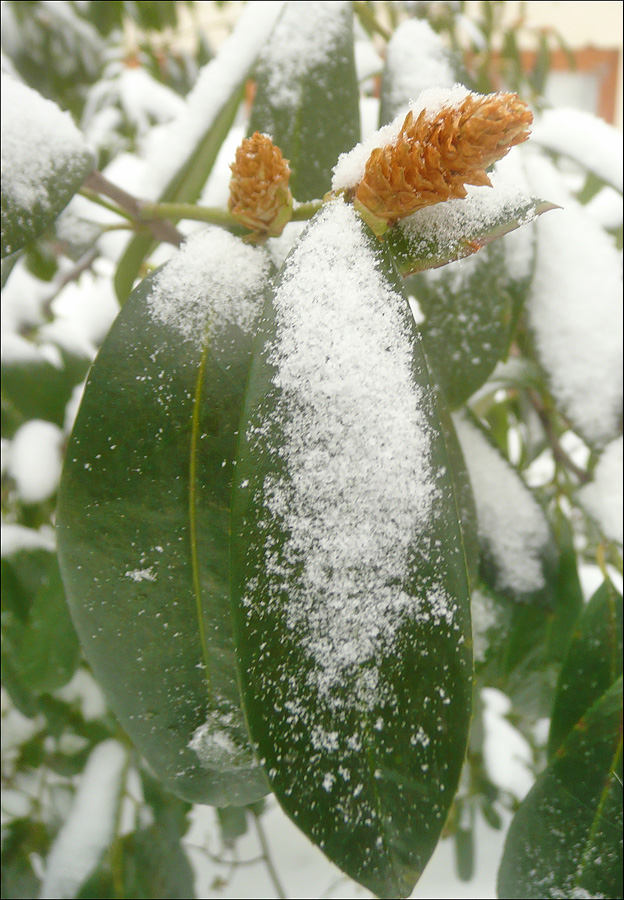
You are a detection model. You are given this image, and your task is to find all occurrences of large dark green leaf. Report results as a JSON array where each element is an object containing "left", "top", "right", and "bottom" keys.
[
  {"left": 57, "top": 229, "right": 272, "bottom": 805},
  {"left": 231, "top": 201, "right": 472, "bottom": 899},
  {"left": 498, "top": 677, "right": 623, "bottom": 900},
  {"left": 548, "top": 580, "right": 623, "bottom": 757},
  {"left": 1, "top": 77, "right": 94, "bottom": 258},
  {"left": 248, "top": 1, "right": 360, "bottom": 201}
]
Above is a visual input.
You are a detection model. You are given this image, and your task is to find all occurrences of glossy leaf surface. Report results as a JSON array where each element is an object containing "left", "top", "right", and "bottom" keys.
[
  {"left": 231, "top": 201, "right": 472, "bottom": 899},
  {"left": 498, "top": 677, "right": 623, "bottom": 900},
  {"left": 248, "top": 1, "right": 360, "bottom": 201},
  {"left": 57, "top": 230, "right": 272, "bottom": 805},
  {"left": 548, "top": 579, "right": 623, "bottom": 757},
  {"left": 1, "top": 77, "right": 94, "bottom": 258}
]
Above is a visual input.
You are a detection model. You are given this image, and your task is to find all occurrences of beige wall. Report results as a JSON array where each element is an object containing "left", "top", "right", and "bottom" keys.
[{"left": 467, "top": 1, "right": 623, "bottom": 128}]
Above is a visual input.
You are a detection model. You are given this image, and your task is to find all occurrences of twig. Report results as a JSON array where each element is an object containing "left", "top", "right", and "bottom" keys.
[
  {"left": 250, "top": 807, "right": 288, "bottom": 900},
  {"left": 83, "top": 171, "right": 184, "bottom": 247},
  {"left": 526, "top": 388, "right": 591, "bottom": 484}
]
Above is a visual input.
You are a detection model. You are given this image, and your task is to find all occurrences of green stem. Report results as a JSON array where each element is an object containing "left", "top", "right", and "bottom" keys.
[
  {"left": 251, "top": 808, "right": 288, "bottom": 900},
  {"left": 142, "top": 201, "right": 246, "bottom": 233},
  {"left": 354, "top": 1, "right": 392, "bottom": 40},
  {"left": 291, "top": 199, "right": 324, "bottom": 220}
]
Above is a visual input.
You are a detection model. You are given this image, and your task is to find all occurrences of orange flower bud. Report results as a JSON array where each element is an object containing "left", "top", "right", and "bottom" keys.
[
  {"left": 354, "top": 92, "right": 533, "bottom": 236},
  {"left": 229, "top": 132, "right": 293, "bottom": 237}
]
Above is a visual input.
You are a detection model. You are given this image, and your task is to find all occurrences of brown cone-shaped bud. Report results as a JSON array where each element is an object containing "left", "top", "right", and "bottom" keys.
[
  {"left": 229, "top": 132, "right": 293, "bottom": 237},
  {"left": 354, "top": 92, "right": 533, "bottom": 236}
]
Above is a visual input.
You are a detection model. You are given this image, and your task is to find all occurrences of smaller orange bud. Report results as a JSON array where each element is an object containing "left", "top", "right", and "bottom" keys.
[{"left": 229, "top": 133, "right": 293, "bottom": 238}]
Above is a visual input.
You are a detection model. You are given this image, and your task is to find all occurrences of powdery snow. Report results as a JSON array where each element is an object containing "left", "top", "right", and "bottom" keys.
[
  {"left": 525, "top": 152, "right": 623, "bottom": 447},
  {"left": 138, "top": 1, "right": 284, "bottom": 199},
  {"left": 147, "top": 228, "right": 270, "bottom": 344},
  {"left": 577, "top": 436, "right": 623, "bottom": 545},
  {"left": 244, "top": 199, "right": 448, "bottom": 705},
  {"left": 398, "top": 162, "right": 539, "bottom": 264},
  {"left": 332, "top": 84, "right": 471, "bottom": 192},
  {"left": 39, "top": 740, "right": 127, "bottom": 899},
  {"left": 481, "top": 688, "right": 534, "bottom": 801},
  {"left": 381, "top": 18, "right": 456, "bottom": 123},
  {"left": 1, "top": 76, "right": 92, "bottom": 213},
  {"left": 453, "top": 411, "right": 551, "bottom": 595},
  {"left": 531, "top": 107, "right": 623, "bottom": 192}
]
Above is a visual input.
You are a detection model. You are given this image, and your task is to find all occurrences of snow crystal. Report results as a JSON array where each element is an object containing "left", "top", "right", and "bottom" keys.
[
  {"left": 124, "top": 567, "right": 157, "bottom": 583},
  {"left": 577, "top": 436, "right": 623, "bottom": 545},
  {"left": 531, "top": 107, "right": 623, "bottom": 192},
  {"left": 381, "top": 19, "right": 456, "bottom": 123},
  {"left": 256, "top": 1, "right": 350, "bottom": 111},
  {"left": 332, "top": 84, "right": 471, "bottom": 192},
  {"left": 453, "top": 411, "right": 551, "bottom": 595},
  {"left": 246, "top": 200, "right": 445, "bottom": 703},
  {"left": 1, "top": 76, "right": 92, "bottom": 214},
  {"left": 525, "top": 152, "right": 623, "bottom": 447},
  {"left": 8, "top": 420, "right": 65, "bottom": 504},
  {"left": 138, "top": 1, "right": 284, "bottom": 199},
  {"left": 147, "top": 228, "right": 270, "bottom": 344},
  {"left": 39, "top": 740, "right": 126, "bottom": 899}
]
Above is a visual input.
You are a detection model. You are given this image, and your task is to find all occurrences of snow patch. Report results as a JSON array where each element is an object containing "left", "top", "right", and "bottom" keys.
[
  {"left": 147, "top": 228, "right": 270, "bottom": 344},
  {"left": 454, "top": 411, "right": 551, "bottom": 595},
  {"left": 39, "top": 740, "right": 126, "bottom": 899},
  {"left": 578, "top": 437, "right": 623, "bottom": 545}
]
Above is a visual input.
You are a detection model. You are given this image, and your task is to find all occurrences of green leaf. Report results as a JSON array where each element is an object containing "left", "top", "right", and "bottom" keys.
[
  {"left": 248, "top": 1, "right": 360, "bottom": 201},
  {"left": 395, "top": 192, "right": 550, "bottom": 408},
  {"left": 15, "top": 555, "right": 81, "bottom": 693},
  {"left": 57, "top": 229, "right": 273, "bottom": 805},
  {"left": 548, "top": 580, "right": 623, "bottom": 757},
  {"left": 498, "top": 677, "right": 623, "bottom": 900},
  {"left": 1, "top": 78, "right": 94, "bottom": 258},
  {"left": 231, "top": 201, "right": 472, "bottom": 899},
  {"left": 114, "top": 2, "right": 282, "bottom": 302},
  {"left": 386, "top": 188, "right": 553, "bottom": 278}
]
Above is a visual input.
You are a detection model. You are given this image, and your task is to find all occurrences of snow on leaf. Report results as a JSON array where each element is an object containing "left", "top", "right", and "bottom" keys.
[
  {"left": 453, "top": 411, "right": 554, "bottom": 599},
  {"left": 577, "top": 437, "right": 623, "bottom": 545},
  {"left": 379, "top": 18, "right": 457, "bottom": 125},
  {"left": 531, "top": 108, "right": 623, "bottom": 193},
  {"left": 39, "top": 740, "right": 127, "bottom": 899},
  {"left": 147, "top": 228, "right": 271, "bottom": 344},
  {"left": 524, "top": 153, "right": 623, "bottom": 447},
  {"left": 1, "top": 76, "right": 94, "bottom": 256}
]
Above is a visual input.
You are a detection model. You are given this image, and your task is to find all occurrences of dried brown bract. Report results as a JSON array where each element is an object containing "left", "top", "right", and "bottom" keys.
[
  {"left": 229, "top": 132, "right": 293, "bottom": 237},
  {"left": 354, "top": 92, "right": 533, "bottom": 236}
]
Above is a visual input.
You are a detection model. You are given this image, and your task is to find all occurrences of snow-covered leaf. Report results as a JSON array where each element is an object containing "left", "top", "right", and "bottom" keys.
[
  {"left": 39, "top": 740, "right": 127, "bottom": 899},
  {"left": 1, "top": 77, "right": 94, "bottom": 258},
  {"left": 231, "top": 200, "right": 472, "bottom": 898},
  {"left": 577, "top": 436, "right": 623, "bottom": 546},
  {"left": 248, "top": 1, "right": 360, "bottom": 201},
  {"left": 453, "top": 410, "right": 557, "bottom": 605},
  {"left": 379, "top": 18, "right": 460, "bottom": 126},
  {"left": 525, "top": 153, "right": 623, "bottom": 448},
  {"left": 498, "top": 677, "right": 623, "bottom": 900},
  {"left": 548, "top": 579, "right": 623, "bottom": 757},
  {"left": 57, "top": 229, "right": 272, "bottom": 806},
  {"left": 531, "top": 107, "right": 623, "bottom": 193},
  {"left": 386, "top": 175, "right": 552, "bottom": 277}
]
